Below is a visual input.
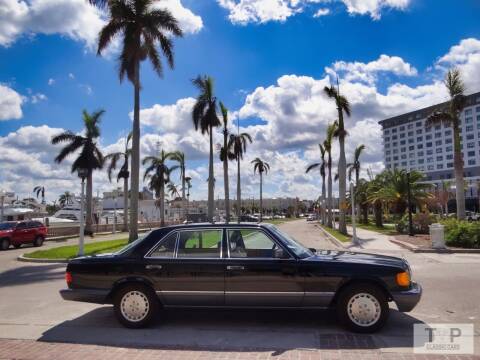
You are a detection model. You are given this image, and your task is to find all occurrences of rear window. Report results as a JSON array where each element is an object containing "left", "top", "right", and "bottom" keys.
[{"left": 28, "top": 221, "right": 43, "bottom": 228}]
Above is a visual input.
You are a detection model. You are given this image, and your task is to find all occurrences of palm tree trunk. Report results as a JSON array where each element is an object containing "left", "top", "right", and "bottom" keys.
[
  {"left": 327, "top": 155, "right": 333, "bottom": 228},
  {"left": 181, "top": 165, "right": 186, "bottom": 200},
  {"left": 123, "top": 177, "right": 128, "bottom": 232},
  {"left": 129, "top": 60, "right": 140, "bottom": 242},
  {"left": 223, "top": 151, "right": 230, "bottom": 223},
  {"left": 453, "top": 126, "right": 466, "bottom": 219},
  {"left": 374, "top": 201, "right": 383, "bottom": 227},
  {"left": 85, "top": 170, "right": 93, "bottom": 235},
  {"left": 208, "top": 124, "right": 214, "bottom": 222},
  {"left": 160, "top": 182, "right": 165, "bottom": 227},
  {"left": 338, "top": 134, "right": 347, "bottom": 234},
  {"left": 355, "top": 169, "right": 361, "bottom": 224},
  {"left": 259, "top": 172, "right": 263, "bottom": 222},
  {"left": 237, "top": 155, "right": 241, "bottom": 221},
  {"left": 321, "top": 173, "right": 326, "bottom": 225}
]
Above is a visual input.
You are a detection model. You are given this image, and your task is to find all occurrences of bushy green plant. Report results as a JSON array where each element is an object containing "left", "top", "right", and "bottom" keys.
[
  {"left": 396, "top": 213, "right": 438, "bottom": 234},
  {"left": 441, "top": 219, "right": 480, "bottom": 248}
]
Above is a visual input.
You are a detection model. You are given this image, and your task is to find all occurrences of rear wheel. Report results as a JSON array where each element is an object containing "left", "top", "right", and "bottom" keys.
[
  {"left": 0, "top": 238, "right": 10, "bottom": 251},
  {"left": 33, "top": 236, "right": 44, "bottom": 247},
  {"left": 336, "top": 283, "right": 389, "bottom": 333},
  {"left": 14, "top": 244, "right": 21, "bottom": 249},
  {"left": 113, "top": 284, "right": 159, "bottom": 328}
]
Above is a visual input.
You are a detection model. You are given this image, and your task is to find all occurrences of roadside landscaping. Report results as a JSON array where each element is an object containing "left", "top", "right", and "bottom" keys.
[
  {"left": 319, "top": 225, "right": 351, "bottom": 243},
  {"left": 23, "top": 238, "right": 128, "bottom": 260},
  {"left": 263, "top": 218, "right": 298, "bottom": 225}
]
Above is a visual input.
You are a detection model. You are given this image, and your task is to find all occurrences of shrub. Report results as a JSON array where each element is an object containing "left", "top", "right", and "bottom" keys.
[
  {"left": 396, "top": 213, "right": 438, "bottom": 234},
  {"left": 441, "top": 219, "right": 480, "bottom": 248}
]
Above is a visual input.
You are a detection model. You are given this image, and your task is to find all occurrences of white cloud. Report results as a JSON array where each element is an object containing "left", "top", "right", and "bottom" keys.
[
  {"left": 341, "top": 0, "right": 410, "bottom": 19},
  {"left": 30, "top": 92, "right": 47, "bottom": 103},
  {"left": 313, "top": 8, "right": 330, "bottom": 17},
  {"left": 0, "top": 84, "right": 23, "bottom": 120},
  {"left": 0, "top": 0, "right": 202, "bottom": 49},
  {"left": 68, "top": 72, "right": 75, "bottom": 80},
  {"left": 48, "top": 78, "right": 55, "bottom": 85}
]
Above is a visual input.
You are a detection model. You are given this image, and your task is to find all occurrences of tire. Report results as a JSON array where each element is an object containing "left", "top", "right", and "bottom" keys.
[
  {"left": 14, "top": 244, "right": 21, "bottom": 249},
  {"left": 336, "top": 283, "right": 389, "bottom": 333},
  {"left": 33, "top": 236, "right": 44, "bottom": 247},
  {"left": 0, "top": 238, "right": 10, "bottom": 251},
  {"left": 113, "top": 284, "right": 159, "bottom": 329}
]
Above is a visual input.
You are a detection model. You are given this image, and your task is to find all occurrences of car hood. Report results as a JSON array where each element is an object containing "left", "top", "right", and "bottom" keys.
[{"left": 308, "top": 249, "right": 407, "bottom": 270}]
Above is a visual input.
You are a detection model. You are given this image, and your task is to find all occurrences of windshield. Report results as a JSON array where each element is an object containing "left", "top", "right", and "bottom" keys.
[
  {"left": 0, "top": 223, "right": 16, "bottom": 230},
  {"left": 114, "top": 231, "right": 150, "bottom": 255},
  {"left": 266, "top": 224, "right": 313, "bottom": 259}
]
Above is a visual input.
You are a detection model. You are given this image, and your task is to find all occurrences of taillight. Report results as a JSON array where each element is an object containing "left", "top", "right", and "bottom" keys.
[{"left": 65, "top": 271, "right": 72, "bottom": 286}]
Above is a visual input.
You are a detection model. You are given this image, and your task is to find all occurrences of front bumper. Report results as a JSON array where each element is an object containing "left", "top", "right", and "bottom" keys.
[
  {"left": 59, "top": 288, "right": 110, "bottom": 304},
  {"left": 391, "top": 281, "right": 422, "bottom": 312}
]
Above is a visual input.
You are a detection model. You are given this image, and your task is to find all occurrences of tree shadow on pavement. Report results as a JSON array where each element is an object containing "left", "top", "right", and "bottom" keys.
[
  {"left": 39, "top": 306, "right": 425, "bottom": 353},
  {"left": 0, "top": 264, "right": 65, "bottom": 288}
]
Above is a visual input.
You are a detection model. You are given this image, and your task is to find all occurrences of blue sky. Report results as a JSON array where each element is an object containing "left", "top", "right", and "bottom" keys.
[{"left": 1, "top": 0, "right": 480, "bottom": 201}]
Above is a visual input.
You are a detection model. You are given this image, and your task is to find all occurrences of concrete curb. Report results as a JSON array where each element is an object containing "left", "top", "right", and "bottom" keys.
[
  {"left": 390, "top": 238, "right": 480, "bottom": 253},
  {"left": 314, "top": 223, "right": 347, "bottom": 249},
  {"left": 17, "top": 255, "right": 69, "bottom": 264}
]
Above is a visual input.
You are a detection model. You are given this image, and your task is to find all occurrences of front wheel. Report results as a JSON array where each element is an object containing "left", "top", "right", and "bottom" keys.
[
  {"left": 33, "top": 236, "right": 44, "bottom": 247},
  {"left": 113, "top": 284, "right": 159, "bottom": 328},
  {"left": 0, "top": 238, "right": 10, "bottom": 251},
  {"left": 336, "top": 283, "right": 389, "bottom": 333}
]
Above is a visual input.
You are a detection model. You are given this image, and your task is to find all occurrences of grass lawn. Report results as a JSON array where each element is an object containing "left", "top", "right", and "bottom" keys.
[
  {"left": 353, "top": 223, "right": 398, "bottom": 235},
  {"left": 320, "top": 225, "right": 351, "bottom": 243},
  {"left": 24, "top": 238, "right": 129, "bottom": 260}
]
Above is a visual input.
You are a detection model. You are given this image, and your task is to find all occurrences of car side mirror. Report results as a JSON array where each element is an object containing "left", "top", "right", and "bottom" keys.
[
  {"left": 309, "top": 248, "right": 317, "bottom": 253},
  {"left": 274, "top": 248, "right": 286, "bottom": 259}
]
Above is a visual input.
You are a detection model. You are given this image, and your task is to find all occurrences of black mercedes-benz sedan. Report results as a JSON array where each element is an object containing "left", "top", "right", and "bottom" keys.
[{"left": 60, "top": 223, "right": 422, "bottom": 333}]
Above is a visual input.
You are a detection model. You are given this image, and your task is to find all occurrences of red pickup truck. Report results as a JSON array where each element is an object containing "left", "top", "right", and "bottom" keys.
[{"left": 0, "top": 221, "right": 47, "bottom": 250}]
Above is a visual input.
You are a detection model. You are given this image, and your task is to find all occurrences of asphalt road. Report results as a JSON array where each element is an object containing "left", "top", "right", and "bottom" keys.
[{"left": 0, "top": 220, "right": 479, "bottom": 355}]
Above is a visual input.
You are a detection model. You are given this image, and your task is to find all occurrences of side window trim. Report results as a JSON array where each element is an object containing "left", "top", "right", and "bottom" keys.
[
  {"left": 144, "top": 231, "right": 179, "bottom": 259},
  {"left": 226, "top": 228, "right": 293, "bottom": 260},
  {"left": 175, "top": 228, "right": 224, "bottom": 259}
]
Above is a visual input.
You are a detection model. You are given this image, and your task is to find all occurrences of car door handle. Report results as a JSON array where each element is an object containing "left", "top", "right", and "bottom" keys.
[
  {"left": 226, "top": 265, "right": 244, "bottom": 270},
  {"left": 145, "top": 265, "right": 162, "bottom": 270}
]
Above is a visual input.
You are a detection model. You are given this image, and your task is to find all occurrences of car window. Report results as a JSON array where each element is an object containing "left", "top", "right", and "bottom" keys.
[
  {"left": 16, "top": 222, "right": 27, "bottom": 229},
  {"left": 0, "top": 223, "right": 16, "bottom": 230},
  {"left": 148, "top": 232, "right": 177, "bottom": 258},
  {"left": 177, "top": 230, "right": 222, "bottom": 258},
  {"left": 228, "top": 229, "right": 289, "bottom": 259}
]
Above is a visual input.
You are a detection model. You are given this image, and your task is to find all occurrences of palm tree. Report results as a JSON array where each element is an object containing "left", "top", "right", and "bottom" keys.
[
  {"left": 306, "top": 144, "right": 326, "bottom": 224},
  {"left": 170, "top": 151, "right": 186, "bottom": 199},
  {"left": 219, "top": 102, "right": 235, "bottom": 222},
  {"left": 347, "top": 144, "right": 366, "bottom": 222},
  {"left": 426, "top": 68, "right": 467, "bottom": 219},
  {"left": 228, "top": 132, "right": 253, "bottom": 221},
  {"left": 58, "top": 191, "right": 73, "bottom": 207},
  {"left": 33, "top": 186, "right": 45, "bottom": 205},
  {"left": 143, "top": 150, "right": 178, "bottom": 226},
  {"left": 251, "top": 158, "right": 270, "bottom": 222},
  {"left": 324, "top": 84, "right": 351, "bottom": 235},
  {"left": 185, "top": 176, "right": 192, "bottom": 200},
  {"left": 323, "top": 122, "right": 338, "bottom": 228},
  {"left": 191, "top": 75, "right": 221, "bottom": 222},
  {"left": 167, "top": 183, "right": 181, "bottom": 199},
  {"left": 97, "top": 0, "right": 183, "bottom": 241},
  {"left": 51, "top": 110, "right": 104, "bottom": 235},
  {"left": 104, "top": 132, "right": 132, "bottom": 232}
]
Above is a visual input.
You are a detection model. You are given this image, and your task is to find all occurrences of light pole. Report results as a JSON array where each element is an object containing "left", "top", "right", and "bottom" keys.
[
  {"left": 113, "top": 191, "right": 117, "bottom": 234},
  {"left": 77, "top": 168, "right": 88, "bottom": 256},
  {"left": 350, "top": 182, "right": 358, "bottom": 245},
  {"left": 407, "top": 171, "right": 414, "bottom": 237},
  {"left": 0, "top": 189, "right": 6, "bottom": 222}
]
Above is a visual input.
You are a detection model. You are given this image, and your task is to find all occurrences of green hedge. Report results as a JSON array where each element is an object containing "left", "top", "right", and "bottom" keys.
[
  {"left": 441, "top": 219, "right": 480, "bottom": 249},
  {"left": 396, "top": 213, "right": 438, "bottom": 235}
]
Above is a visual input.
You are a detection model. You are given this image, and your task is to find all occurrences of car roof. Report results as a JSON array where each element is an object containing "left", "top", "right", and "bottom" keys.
[{"left": 160, "top": 222, "right": 273, "bottom": 231}]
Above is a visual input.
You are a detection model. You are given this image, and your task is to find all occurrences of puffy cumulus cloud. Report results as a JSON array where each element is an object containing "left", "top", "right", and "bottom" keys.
[
  {"left": 0, "top": 0, "right": 201, "bottom": 49},
  {"left": 216, "top": 0, "right": 412, "bottom": 24},
  {"left": 0, "top": 84, "right": 23, "bottom": 120}
]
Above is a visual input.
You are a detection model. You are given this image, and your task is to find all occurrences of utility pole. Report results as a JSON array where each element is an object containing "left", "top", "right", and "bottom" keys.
[{"left": 407, "top": 172, "right": 414, "bottom": 237}]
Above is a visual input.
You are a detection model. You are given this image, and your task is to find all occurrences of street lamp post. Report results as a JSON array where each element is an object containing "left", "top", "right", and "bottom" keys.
[
  {"left": 0, "top": 190, "right": 6, "bottom": 222},
  {"left": 350, "top": 182, "right": 358, "bottom": 245},
  {"left": 407, "top": 171, "right": 414, "bottom": 237},
  {"left": 113, "top": 191, "right": 117, "bottom": 234},
  {"left": 77, "top": 168, "right": 88, "bottom": 256}
]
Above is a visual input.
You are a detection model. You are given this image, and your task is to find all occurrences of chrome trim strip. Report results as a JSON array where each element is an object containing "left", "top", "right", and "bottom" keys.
[
  {"left": 304, "top": 292, "right": 335, "bottom": 297},
  {"left": 156, "top": 290, "right": 224, "bottom": 295}
]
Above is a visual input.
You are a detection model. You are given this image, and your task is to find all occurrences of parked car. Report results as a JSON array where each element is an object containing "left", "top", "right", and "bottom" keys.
[
  {"left": 60, "top": 223, "right": 422, "bottom": 333},
  {"left": 239, "top": 215, "right": 259, "bottom": 222},
  {"left": 0, "top": 221, "right": 47, "bottom": 250},
  {"left": 306, "top": 214, "right": 316, "bottom": 222},
  {"left": 466, "top": 211, "right": 480, "bottom": 221}
]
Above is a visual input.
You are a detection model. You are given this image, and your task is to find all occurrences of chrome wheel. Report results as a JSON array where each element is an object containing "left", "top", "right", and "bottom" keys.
[
  {"left": 347, "top": 292, "right": 381, "bottom": 327},
  {"left": 120, "top": 290, "right": 150, "bottom": 322}
]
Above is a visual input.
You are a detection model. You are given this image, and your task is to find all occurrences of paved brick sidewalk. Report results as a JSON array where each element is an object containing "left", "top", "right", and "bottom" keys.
[{"left": 0, "top": 339, "right": 478, "bottom": 360}]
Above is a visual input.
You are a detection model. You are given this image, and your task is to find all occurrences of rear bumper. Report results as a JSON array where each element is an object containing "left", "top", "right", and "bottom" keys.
[
  {"left": 391, "top": 281, "right": 422, "bottom": 312},
  {"left": 59, "top": 288, "right": 110, "bottom": 304}
]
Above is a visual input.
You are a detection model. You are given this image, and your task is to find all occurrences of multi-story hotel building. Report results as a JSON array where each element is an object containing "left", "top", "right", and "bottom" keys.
[{"left": 379, "top": 91, "right": 480, "bottom": 201}]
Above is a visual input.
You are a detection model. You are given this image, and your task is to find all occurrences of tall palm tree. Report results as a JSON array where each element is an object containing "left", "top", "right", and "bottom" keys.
[
  {"left": 58, "top": 191, "right": 73, "bottom": 207},
  {"left": 51, "top": 110, "right": 104, "bottom": 235},
  {"left": 251, "top": 158, "right": 270, "bottom": 222},
  {"left": 323, "top": 122, "right": 338, "bottom": 228},
  {"left": 324, "top": 84, "right": 351, "bottom": 235},
  {"left": 185, "top": 176, "right": 192, "bottom": 200},
  {"left": 347, "top": 144, "right": 366, "bottom": 222},
  {"left": 228, "top": 132, "right": 253, "bottom": 221},
  {"left": 191, "top": 75, "right": 221, "bottom": 222},
  {"left": 143, "top": 150, "right": 178, "bottom": 226},
  {"left": 97, "top": 0, "right": 183, "bottom": 241},
  {"left": 306, "top": 144, "right": 326, "bottom": 224},
  {"left": 219, "top": 102, "right": 235, "bottom": 222},
  {"left": 104, "top": 132, "right": 132, "bottom": 232},
  {"left": 33, "top": 186, "right": 45, "bottom": 205},
  {"left": 426, "top": 68, "right": 467, "bottom": 219}
]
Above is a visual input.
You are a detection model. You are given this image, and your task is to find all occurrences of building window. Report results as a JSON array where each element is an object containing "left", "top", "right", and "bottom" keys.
[
  {"left": 436, "top": 156, "right": 443, "bottom": 161},
  {"left": 445, "top": 138, "right": 452, "bottom": 144},
  {"left": 401, "top": 161, "right": 407, "bottom": 166},
  {"left": 445, "top": 130, "right": 452, "bottom": 136},
  {"left": 393, "top": 156, "right": 399, "bottom": 161},
  {"left": 427, "top": 149, "right": 433, "bottom": 155},
  {"left": 476, "top": 106, "right": 480, "bottom": 112},
  {"left": 418, "top": 158, "right": 424, "bottom": 164},
  {"left": 410, "top": 160, "right": 415, "bottom": 165},
  {"left": 468, "top": 151, "right": 475, "bottom": 157},
  {"left": 466, "top": 126, "right": 474, "bottom": 133},
  {"left": 384, "top": 129, "right": 390, "bottom": 135},
  {"left": 426, "top": 142, "right": 432, "bottom": 148},
  {"left": 468, "top": 159, "right": 476, "bottom": 166},
  {"left": 426, "top": 134, "right": 432, "bottom": 140},
  {"left": 417, "top": 144, "right": 423, "bottom": 149},
  {"left": 416, "top": 129, "right": 423, "bottom": 134},
  {"left": 392, "top": 128, "right": 397, "bottom": 133},
  {"left": 427, "top": 165, "right": 434, "bottom": 170},
  {"left": 392, "top": 135, "right": 398, "bottom": 140},
  {"left": 436, "top": 148, "right": 443, "bottom": 153},
  {"left": 400, "top": 125, "right": 405, "bottom": 131},
  {"left": 417, "top": 151, "right": 424, "bottom": 157},
  {"left": 437, "top": 164, "right": 444, "bottom": 169},
  {"left": 401, "top": 147, "right": 406, "bottom": 153},
  {"left": 400, "top": 140, "right": 406, "bottom": 145},
  {"left": 447, "top": 162, "right": 453, "bottom": 168},
  {"left": 416, "top": 122, "right": 422, "bottom": 127},
  {"left": 393, "top": 142, "right": 397, "bottom": 147},
  {"left": 408, "top": 131, "right": 414, "bottom": 136},
  {"left": 408, "top": 138, "right": 414, "bottom": 144},
  {"left": 435, "top": 140, "right": 442, "bottom": 146},
  {"left": 425, "top": 126, "right": 432, "bottom": 133},
  {"left": 466, "top": 134, "right": 474, "bottom": 140},
  {"left": 409, "top": 152, "right": 415, "bottom": 158},
  {"left": 435, "top": 125, "right": 441, "bottom": 130},
  {"left": 409, "top": 145, "right": 415, "bottom": 151},
  {"left": 408, "top": 124, "right": 414, "bottom": 129},
  {"left": 385, "top": 144, "right": 390, "bottom": 149},
  {"left": 435, "top": 132, "right": 442, "bottom": 138},
  {"left": 447, "top": 154, "right": 453, "bottom": 160},
  {"left": 465, "top": 109, "right": 472, "bottom": 116},
  {"left": 385, "top": 157, "right": 391, "bottom": 162},
  {"left": 393, "top": 149, "right": 398, "bottom": 154},
  {"left": 386, "top": 150, "right": 391, "bottom": 155},
  {"left": 446, "top": 146, "right": 452, "bottom": 152},
  {"left": 467, "top": 142, "right": 475, "bottom": 148},
  {"left": 385, "top": 136, "right": 390, "bottom": 142}
]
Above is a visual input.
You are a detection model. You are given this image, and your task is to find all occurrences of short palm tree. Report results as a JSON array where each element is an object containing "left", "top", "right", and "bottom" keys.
[
  {"left": 97, "top": 0, "right": 183, "bottom": 241},
  {"left": 167, "top": 183, "right": 181, "bottom": 199},
  {"left": 219, "top": 102, "right": 235, "bottom": 222},
  {"left": 306, "top": 144, "right": 326, "bottom": 224},
  {"left": 192, "top": 75, "right": 221, "bottom": 222},
  {"left": 228, "top": 132, "right": 253, "bottom": 220},
  {"left": 33, "top": 186, "right": 45, "bottom": 205},
  {"left": 185, "top": 176, "right": 192, "bottom": 201},
  {"left": 347, "top": 144, "right": 366, "bottom": 222},
  {"left": 143, "top": 150, "right": 178, "bottom": 226},
  {"left": 324, "top": 84, "right": 351, "bottom": 235},
  {"left": 58, "top": 191, "right": 73, "bottom": 207},
  {"left": 170, "top": 151, "right": 186, "bottom": 200},
  {"left": 323, "top": 121, "right": 338, "bottom": 227},
  {"left": 51, "top": 110, "right": 104, "bottom": 235},
  {"left": 426, "top": 68, "right": 467, "bottom": 219},
  {"left": 252, "top": 158, "right": 270, "bottom": 222},
  {"left": 104, "top": 132, "right": 132, "bottom": 232}
]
